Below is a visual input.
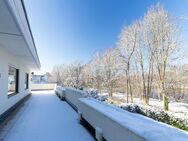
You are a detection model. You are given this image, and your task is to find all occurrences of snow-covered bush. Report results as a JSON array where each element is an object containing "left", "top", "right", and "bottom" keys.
[
  {"left": 85, "top": 89, "right": 98, "bottom": 98},
  {"left": 119, "top": 104, "right": 188, "bottom": 131},
  {"left": 85, "top": 89, "right": 107, "bottom": 102},
  {"left": 142, "top": 107, "right": 188, "bottom": 131},
  {"left": 120, "top": 104, "right": 145, "bottom": 115}
]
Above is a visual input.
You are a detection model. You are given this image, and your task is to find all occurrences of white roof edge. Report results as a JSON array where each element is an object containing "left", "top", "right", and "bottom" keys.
[{"left": 5, "top": 0, "right": 41, "bottom": 69}]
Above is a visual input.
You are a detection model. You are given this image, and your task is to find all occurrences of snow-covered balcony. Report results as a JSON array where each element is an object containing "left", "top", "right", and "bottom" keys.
[{"left": 0, "top": 88, "right": 188, "bottom": 141}]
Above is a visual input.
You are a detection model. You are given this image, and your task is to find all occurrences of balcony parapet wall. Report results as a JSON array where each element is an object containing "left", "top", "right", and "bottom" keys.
[{"left": 55, "top": 86, "right": 188, "bottom": 141}]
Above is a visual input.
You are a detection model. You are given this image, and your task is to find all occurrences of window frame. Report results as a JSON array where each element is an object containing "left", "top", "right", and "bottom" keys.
[{"left": 8, "top": 65, "right": 19, "bottom": 97}]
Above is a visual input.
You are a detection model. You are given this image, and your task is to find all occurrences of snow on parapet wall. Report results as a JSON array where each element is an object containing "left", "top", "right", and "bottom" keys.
[
  {"left": 64, "top": 87, "right": 86, "bottom": 109},
  {"left": 79, "top": 98, "right": 188, "bottom": 141}
]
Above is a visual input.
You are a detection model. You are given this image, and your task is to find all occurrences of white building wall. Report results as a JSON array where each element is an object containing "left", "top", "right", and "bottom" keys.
[{"left": 0, "top": 47, "right": 31, "bottom": 115}]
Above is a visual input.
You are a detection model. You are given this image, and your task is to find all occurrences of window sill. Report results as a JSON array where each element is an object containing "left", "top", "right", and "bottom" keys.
[{"left": 8, "top": 92, "right": 19, "bottom": 98}]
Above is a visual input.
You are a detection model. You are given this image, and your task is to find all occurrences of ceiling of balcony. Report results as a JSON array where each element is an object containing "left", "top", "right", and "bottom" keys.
[
  {"left": 0, "top": 0, "right": 21, "bottom": 35},
  {"left": 0, "top": 0, "right": 39, "bottom": 70}
]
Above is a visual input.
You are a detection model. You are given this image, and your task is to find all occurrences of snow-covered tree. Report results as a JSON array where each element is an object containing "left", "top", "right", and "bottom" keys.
[
  {"left": 143, "top": 3, "right": 180, "bottom": 110},
  {"left": 81, "top": 63, "right": 93, "bottom": 88},
  {"left": 66, "top": 61, "right": 83, "bottom": 88},
  {"left": 102, "top": 48, "right": 120, "bottom": 97},
  {"left": 89, "top": 52, "right": 103, "bottom": 91},
  {"left": 117, "top": 22, "right": 140, "bottom": 103},
  {"left": 51, "top": 65, "right": 64, "bottom": 85}
]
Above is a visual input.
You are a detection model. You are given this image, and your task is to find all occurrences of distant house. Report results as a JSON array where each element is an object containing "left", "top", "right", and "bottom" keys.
[
  {"left": 0, "top": 0, "right": 40, "bottom": 116},
  {"left": 31, "top": 73, "right": 51, "bottom": 84}
]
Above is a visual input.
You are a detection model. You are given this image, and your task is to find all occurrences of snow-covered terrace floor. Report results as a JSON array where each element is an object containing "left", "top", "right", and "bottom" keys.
[{"left": 0, "top": 90, "right": 94, "bottom": 141}]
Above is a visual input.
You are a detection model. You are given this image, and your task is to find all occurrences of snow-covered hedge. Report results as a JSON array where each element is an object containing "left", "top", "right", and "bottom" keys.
[
  {"left": 120, "top": 104, "right": 188, "bottom": 131},
  {"left": 85, "top": 88, "right": 107, "bottom": 102}
]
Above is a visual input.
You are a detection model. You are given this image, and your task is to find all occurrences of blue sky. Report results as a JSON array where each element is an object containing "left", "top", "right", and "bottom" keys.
[{"left": 24, "top": 0, "right": 188, "bottom": 73}]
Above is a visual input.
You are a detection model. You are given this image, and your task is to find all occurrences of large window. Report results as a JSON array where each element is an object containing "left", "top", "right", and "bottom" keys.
[
  {"left": 25, "top": 73, "right": 29, "bottom": 89},
  {"left": 8, "top": 66, "right": 19, "bottom": 95}
]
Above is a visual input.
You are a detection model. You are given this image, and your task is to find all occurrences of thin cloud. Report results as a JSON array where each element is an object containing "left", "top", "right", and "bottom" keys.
[{"left": 179, "top": 15, "right": 188, "bottom": 21}]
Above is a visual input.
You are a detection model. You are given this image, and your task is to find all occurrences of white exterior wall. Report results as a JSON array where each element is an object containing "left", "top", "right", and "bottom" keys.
[{"left": 0, "top": 47, "right": 31, "bottom": 115}]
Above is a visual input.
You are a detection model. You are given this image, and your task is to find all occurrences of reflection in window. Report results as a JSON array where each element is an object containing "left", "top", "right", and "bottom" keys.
[{"left": 8, "top": 66, "right": 19, "bottom": 95}]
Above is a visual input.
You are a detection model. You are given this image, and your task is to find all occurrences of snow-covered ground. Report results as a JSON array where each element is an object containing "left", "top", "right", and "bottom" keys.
[{"left": 0, "top": 90, "right": 94, "bottom": 141}]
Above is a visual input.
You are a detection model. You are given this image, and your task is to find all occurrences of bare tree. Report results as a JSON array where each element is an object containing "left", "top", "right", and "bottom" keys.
[
  {"left": 144, "top": 3, "right": 180, "bottom": 110},
  {"left": 68, "top": 61, "right": 83, "bottom": 88},
  {"left": 81, "top": 63, "right": 93, "bottom": 88},
  {"left": 117, "top": 22, "right": 139, "bottom": 103},
  {"left": 89, "top": 52, "right": 103, "bottom": 92},
  {"left": 51, "top": 65, "right": 63, "bottom": 85},
  {"left": 102, "top": 48, "right": 119, "bottom": 97},
  {"left": 133, "top": 21, "right": 149, "bottom": 104}
]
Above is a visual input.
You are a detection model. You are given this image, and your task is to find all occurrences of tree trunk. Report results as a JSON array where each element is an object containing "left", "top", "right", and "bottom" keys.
[
  {"left": 141, "top": 64, "right": 147, "bottom": 104},
  {"left": 129, "top": 80, "right": 133, "bottom": 103},
  {"left": 163, "top": 94, "right": 168, "bottom": 111},
  {"left": 126, "top": 74, "right": 129, "bottom": 103},
  {"left": 126, "top": 62, "right": 131, "bottom": 103},
  {"left": 108, "top": 86, "right": 113, "bottom": 97}
]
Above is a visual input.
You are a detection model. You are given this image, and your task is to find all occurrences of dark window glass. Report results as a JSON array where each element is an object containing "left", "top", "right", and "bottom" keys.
[
  {"left": 8, "top": 66, "right": 19, "bottom": 95},
  {"left": 25, "top": 73, "right": 29, "bottom": 89}
]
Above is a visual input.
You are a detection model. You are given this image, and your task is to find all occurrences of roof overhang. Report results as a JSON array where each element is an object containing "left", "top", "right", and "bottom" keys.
[{"left": 0, "top": 0, "right": 41, "bottom": 71}]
